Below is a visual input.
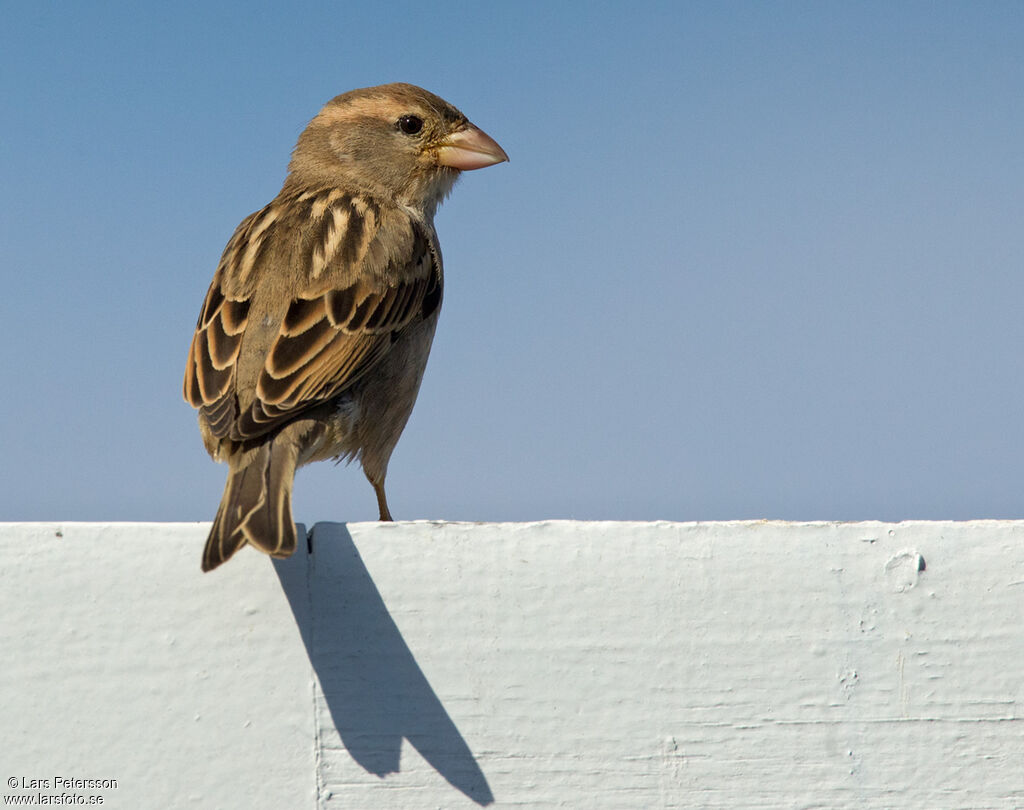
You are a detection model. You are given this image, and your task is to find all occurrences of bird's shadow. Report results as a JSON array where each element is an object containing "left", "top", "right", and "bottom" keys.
[{"left": 272, "top": 522, "right": 493, "bottom": 806}]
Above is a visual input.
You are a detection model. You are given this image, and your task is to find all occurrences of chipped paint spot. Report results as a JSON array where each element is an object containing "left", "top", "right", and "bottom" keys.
[{"left": 885, "top": 551, "right": 926, "bottom": 592}]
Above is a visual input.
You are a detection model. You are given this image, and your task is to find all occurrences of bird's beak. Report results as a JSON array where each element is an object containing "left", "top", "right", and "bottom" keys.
[{"left": 436, "top": 125, "right": 509, "bottom": 171}]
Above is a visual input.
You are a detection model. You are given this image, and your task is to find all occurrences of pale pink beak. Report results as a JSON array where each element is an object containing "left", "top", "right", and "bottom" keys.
[{"left": 436, "top": 125, "right": 509, "bottom": 170}]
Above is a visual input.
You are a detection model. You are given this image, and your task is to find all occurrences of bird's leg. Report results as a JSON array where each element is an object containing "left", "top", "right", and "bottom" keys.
[{"left": 374, "top": 482, "right": 393, "bottom": 522}]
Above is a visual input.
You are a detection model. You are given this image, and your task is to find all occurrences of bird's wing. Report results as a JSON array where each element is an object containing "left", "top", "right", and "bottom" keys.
[{"left": 183, "top": 191, "right": 441, "bottom": 441}]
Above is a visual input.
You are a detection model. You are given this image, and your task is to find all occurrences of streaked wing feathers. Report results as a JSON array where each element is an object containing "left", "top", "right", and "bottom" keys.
[
  {"left": 183, "top": 275, "right": 250, "bottom": 413},
  {"left": 242, "top": 268, "right": 436, "bottom": 435},
  {"left": 183, "top": 191, "right": 441, "bottom": 443}
]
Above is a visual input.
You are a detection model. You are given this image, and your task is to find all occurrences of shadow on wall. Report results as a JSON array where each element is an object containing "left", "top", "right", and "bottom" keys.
[{"left": 273, "top": 523, "right": 494, "bottom": 806}]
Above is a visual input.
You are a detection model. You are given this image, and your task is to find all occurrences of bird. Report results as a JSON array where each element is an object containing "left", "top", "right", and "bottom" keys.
[{"left": 183, "top": 83, "right": 507, "bottom": 571}]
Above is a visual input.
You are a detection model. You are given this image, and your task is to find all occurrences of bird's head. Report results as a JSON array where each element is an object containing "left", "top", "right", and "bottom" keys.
[{"left": 285, "top": 83, "right": 508, "bottom": 215}]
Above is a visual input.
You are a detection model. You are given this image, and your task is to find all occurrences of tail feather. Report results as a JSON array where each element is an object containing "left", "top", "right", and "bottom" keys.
[{"left": 202, "top": 439, "right": 299, "bottom": 572}]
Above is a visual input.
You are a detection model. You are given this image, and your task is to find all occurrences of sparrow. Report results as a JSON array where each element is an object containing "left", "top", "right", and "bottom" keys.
[{"left": 183, "top": 83, "right": 507, "bottom": 571}]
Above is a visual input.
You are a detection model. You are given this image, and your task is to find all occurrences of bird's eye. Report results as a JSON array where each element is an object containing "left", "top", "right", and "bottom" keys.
[{"left": 396, "top": 115, "right": 424, "bottom": 135}]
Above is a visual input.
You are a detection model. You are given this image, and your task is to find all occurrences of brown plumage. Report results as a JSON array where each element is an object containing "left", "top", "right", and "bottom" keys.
[{"left": 183, "top": 83, "right": 507, "bottom": 571}]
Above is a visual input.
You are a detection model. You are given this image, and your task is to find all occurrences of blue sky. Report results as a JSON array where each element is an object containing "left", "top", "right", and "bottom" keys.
[{"left": 3, "top": 2, "right": 1023, "bottom": 523}]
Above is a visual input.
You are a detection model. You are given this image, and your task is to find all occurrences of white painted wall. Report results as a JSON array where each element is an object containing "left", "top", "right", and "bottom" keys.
[{"left": 1, "top": 521, "right": 1022, "bottom": 809}]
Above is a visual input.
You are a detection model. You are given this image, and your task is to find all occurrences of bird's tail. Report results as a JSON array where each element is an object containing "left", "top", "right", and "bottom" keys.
[{"left": 202, "top": 439, "right": 299, "bottom": 572}]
